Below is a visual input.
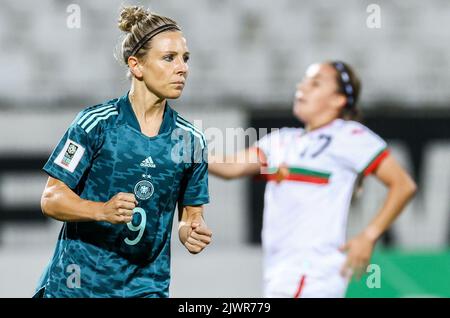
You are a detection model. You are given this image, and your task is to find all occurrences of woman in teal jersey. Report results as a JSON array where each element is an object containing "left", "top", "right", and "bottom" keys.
[{"left": 35, "top": 5, "right": 211, "bottom": 298}]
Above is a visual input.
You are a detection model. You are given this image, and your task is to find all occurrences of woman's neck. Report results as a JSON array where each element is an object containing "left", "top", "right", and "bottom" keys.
[
  {"left": 129, "top": 83, "right": 166, "bottom": 122},
  {"left": 305, "top": 116, "right": 338, "bottom": 132}
]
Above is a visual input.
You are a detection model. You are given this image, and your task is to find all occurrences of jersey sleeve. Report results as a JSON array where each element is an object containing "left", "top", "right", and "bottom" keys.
[
  {"left": 253, "top": 128, "right": 286, "bottom": 165},
  {"left": 179, "top": 134, "right": 209, "bottom": 206},
  {"left": 334, "top": 121, "right": 389, "bottom": 176},
  {"left": 43, "top": 113, "right": 101, "bottom": 190},
  {"left": 253, "top": 130, "right": 274, "bottom": 159}
]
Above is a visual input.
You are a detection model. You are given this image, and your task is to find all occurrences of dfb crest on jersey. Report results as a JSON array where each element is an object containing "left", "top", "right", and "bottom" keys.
[{"left": 134, "top": 180, "right": 154, "bottom": 200}]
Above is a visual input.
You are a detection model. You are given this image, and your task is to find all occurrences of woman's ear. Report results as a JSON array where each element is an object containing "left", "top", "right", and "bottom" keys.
[
  {"left": 332, "top": 93, "right": 347, "bottom": 111},
  {"left": 128, "top": 56, "right": 143, "bottom": 79}
]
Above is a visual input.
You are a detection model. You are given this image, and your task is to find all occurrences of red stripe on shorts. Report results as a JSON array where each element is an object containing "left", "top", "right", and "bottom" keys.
[{"left": 293, "top": 275, "right": 306, "bottom": 298}]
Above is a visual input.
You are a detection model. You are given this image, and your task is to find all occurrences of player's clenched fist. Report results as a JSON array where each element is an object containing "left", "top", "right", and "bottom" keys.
[
  {"left": 98, "top": 192, "right": 138, "bottom": 224},
  {"left": 184, "top": 222, "right": 213, "bottom": 254}
]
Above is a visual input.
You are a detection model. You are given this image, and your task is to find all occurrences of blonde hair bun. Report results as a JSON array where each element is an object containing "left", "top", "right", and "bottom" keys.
[{"left": 118, "top": 5, "right": 150, "bottom": 33}]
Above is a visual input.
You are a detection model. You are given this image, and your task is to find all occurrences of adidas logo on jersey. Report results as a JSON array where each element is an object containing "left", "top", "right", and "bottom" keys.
[{"left": 140, "top": 156, "right": 156, "bottom": 168}]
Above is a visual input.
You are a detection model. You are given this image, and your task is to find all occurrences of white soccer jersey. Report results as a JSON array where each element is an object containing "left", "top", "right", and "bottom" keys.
[{"left": 255, "top": 119, "right": 388, "bottom": 297}]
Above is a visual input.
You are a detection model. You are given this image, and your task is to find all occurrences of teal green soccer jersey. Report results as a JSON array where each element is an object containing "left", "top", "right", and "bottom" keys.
[{"left": 35, "top": 92, "right": 209, "bottom": 297}]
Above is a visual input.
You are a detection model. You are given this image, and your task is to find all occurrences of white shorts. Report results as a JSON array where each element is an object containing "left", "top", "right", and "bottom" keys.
[
  {"left": 264, "top": 271, "right": 349, "bottom": 298},
  {"left": 263, "top": 250, "right": 349, "bottom": 298}
]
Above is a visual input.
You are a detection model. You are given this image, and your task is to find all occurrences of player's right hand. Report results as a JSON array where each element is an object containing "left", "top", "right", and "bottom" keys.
[{"left": 98, "top": 192, "right": 138, "bottom": 224}]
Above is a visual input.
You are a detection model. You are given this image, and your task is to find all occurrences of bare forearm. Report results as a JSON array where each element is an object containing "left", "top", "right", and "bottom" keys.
[
  {"left": 363, "top": 179, "right": 416, "bottom": 242},
  {"left": 208, "top": 161, "right": 246, "bottom": 179},
  {"left": 208, "top": 150, "right": 261, "bottom": 179},
  {"left": 41, "top": 186, "right": 101, "bottom": 222}
]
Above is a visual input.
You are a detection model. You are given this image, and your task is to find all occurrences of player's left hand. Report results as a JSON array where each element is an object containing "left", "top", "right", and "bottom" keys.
[
  {"left": 184, "top": 220, "right": 212, "bottom": 254},
  {"left": 339, "top": 232, "right": 375, "bottom": 280}
]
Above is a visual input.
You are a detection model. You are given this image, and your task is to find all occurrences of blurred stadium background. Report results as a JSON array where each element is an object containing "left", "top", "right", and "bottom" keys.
[{"left": 0, "top": 0, "right": 449, "bottom": 297}]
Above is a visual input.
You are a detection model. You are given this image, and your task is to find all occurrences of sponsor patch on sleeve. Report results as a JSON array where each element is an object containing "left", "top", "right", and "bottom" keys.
[{"left": 54, "top": 139, "right": 85, "bottom": 173}]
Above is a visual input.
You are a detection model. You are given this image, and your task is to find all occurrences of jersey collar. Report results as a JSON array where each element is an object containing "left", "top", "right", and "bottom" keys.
[
  {"left": 118, "top": 92, "right": 175, "bottom": 135},
  {"left": 304, "top": 118, "right": 344, "bottom": 137}
]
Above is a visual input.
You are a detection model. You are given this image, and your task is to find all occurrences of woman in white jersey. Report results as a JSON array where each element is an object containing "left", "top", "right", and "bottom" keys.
[{"left": 208, "top": 61, "right": 417, "bottom": 297}]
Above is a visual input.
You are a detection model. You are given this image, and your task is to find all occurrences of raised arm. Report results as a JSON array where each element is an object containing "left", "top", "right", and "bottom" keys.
[
  {"left": 41, "top": 176, "right": 137, "bottom": 224},
  {"left": 208, "top": 146, "right": 263, "bottom": 180}
]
